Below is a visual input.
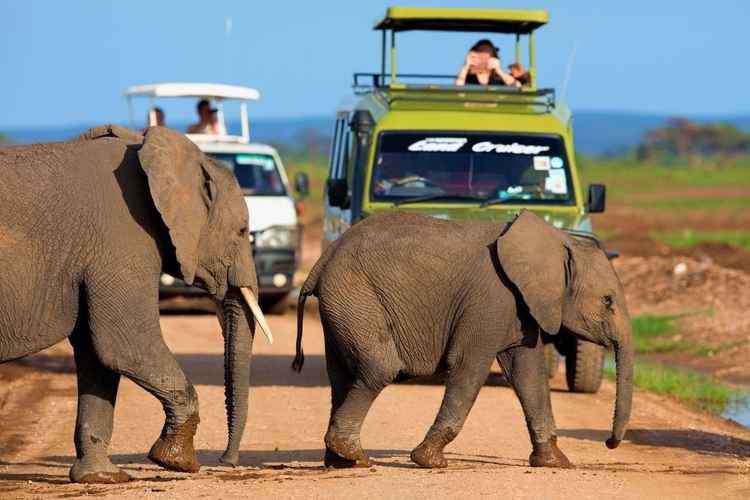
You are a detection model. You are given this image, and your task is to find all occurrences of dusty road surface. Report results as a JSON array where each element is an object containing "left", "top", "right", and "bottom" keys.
[
  {"left": 2, "top": 198, "right": 750, "bottom": 499},
  {"left": 1, "top": 299, "right": 750, "bottom": 499}
]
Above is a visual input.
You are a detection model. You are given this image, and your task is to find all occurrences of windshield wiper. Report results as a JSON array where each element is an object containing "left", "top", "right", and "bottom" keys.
[
  {"left": 480, "top": 195, "right": 529, "bottom": 207},
  {"left": 394, "top": 193, "right": 487, "bottom": 207}
]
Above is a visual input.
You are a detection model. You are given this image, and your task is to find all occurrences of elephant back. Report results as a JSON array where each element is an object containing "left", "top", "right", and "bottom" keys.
[{"left": 75, "top": 124, "right": 145, "bottom": 146}]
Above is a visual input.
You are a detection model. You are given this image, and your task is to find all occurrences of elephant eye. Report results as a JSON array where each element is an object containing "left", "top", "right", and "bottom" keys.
[
  {"left": 238, "top": 227, "right": 248, "bottom": 238},
  {"left": 603, "top": 295, "right": 614, "bottom": 311}
]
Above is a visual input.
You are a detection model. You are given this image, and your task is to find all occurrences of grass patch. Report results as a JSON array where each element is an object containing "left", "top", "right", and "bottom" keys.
[
  {"left": 631, "top": 313, "right": 694, "bottom": 353},
  {"left": 641, "top": 198, "right": 750, "bottom": 211},
  {"left": 631, "top": 312, "right": 747, "bottom": 357},
  {"left": 577, "top": 160, "right": 750, "bottom": 191},
  {"left": 651, "top": 230, "right": 750, "bottom": 253},
  {"left": 696, "top": 341, "right": 746, "bottom": 356},
  {"left": 604, "top": 356, "right": 749, "bottom": 413}
]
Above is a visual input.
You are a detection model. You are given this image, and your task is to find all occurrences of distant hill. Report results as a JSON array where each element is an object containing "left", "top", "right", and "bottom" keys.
[{"left": 3, "top": 113, "right": 750, "bottom": 156}]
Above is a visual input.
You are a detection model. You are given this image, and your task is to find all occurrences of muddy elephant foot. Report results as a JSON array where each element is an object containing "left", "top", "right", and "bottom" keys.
[
  {"left": 76, "top": 470, "right": 132, "bottom": 484},
  {"left": 323, "top": 448, "right": 373, "bottom": 468},
  {"left": 69, "top": 459, "right": 131, "bottom": 484},
  {"left": 147, "top": 414, "right": 201, "bottom": 473},
  {"left": 529, "top": 436, "right": 572, "bottom": 468},
  {"left": 410, "top": 441, "right": 448, "bottom": 468},
  {"left": 323, "top": 433, "right": 372, "bottom": 468}
]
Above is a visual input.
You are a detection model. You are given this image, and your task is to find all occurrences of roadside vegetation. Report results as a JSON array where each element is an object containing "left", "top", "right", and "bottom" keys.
[
  {"left": 608, "top": 310, "right": 750, "bottom": 414},
  {"left": 605, "top": 357, "right": 748, "bottom": 414},
  {"left": 651, "top": 230, "right": 750, "bottom": 253},
  {"left": 578, "top": 118, "right": 750, "bottom": 261},
  {"left": 630, "top": 312, "right": 746, "bottom": 355}
]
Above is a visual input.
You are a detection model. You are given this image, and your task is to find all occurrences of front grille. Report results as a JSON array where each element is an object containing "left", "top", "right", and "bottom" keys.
[{"left": 270, "top": 261, "right": 294, "bottom": 273}]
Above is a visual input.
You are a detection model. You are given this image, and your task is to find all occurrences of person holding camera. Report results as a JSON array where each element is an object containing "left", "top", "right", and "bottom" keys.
[{"left": 454, "top": 39, "right": 524, "bottom": 88}]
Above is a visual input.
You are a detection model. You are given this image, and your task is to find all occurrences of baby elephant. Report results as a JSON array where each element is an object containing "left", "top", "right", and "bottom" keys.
[{"left": 293, "top": 209, "right": 633, "bottom": 469}]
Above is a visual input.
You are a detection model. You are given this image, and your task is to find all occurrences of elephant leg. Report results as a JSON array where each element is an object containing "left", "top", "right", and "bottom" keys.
[
  {"left": 411, "top": 350, "right": 495, "bottom": 468},
  {"left": 322, "top": 332, "right": 390, "bottom": 469},
  {"left": 496, "top": 346, "right": 572, "bottom": 468},
  {"left": 68, "top": 327, "right": 130, "bottom": 484},
  {"left": 87, "top": 293, "right": 201, "bottom": 474}
]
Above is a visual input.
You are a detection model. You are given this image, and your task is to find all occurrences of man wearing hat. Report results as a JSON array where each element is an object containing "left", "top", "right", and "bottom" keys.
[{"left": 187, "top": 99, "right": 226, "bottom": 135}]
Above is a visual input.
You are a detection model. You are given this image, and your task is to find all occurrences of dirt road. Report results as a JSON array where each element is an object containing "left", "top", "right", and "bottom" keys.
[
  {"left": 1, "top": 298, "right": 750, "bottom": 499},
  {"left": 3, "top": 197, "right": 750, "bottom": 499}
]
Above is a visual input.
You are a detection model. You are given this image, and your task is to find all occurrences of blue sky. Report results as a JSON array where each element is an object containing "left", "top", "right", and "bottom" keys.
[{"left": 2, "top": 0, "right": 749, "bottom": 130}]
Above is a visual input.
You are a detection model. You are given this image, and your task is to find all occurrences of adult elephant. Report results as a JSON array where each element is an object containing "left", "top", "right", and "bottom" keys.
[
  {"left": 0, "top": 124, "right": 272, "bottom": 483},
  {"left": 293, "top": 209, "right": 633, "bottom": 469}
]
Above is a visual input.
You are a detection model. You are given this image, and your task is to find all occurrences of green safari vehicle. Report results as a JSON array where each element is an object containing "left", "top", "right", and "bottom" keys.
[{"left": 322, "top": 7, "right": 616, "bottom": 393}]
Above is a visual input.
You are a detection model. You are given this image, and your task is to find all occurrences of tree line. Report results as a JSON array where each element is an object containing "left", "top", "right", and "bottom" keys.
[{"left": 637, "top": 118, "right": 750, "bottom": 166}]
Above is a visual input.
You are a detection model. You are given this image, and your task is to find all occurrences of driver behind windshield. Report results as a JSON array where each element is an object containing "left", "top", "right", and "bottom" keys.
[{"left": 372, "top": 155, "right": 427, "bottom": 195}]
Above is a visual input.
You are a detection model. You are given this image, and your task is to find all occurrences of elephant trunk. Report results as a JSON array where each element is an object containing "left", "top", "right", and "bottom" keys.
[
  {"left": 216, "top": 286, "right": 256, "bottom": 467},
  {"left": 606, "top": 324, "right": 634, "bottom": 449}
]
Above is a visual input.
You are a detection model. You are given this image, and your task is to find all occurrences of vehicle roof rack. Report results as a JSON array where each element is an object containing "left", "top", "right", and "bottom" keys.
[
  {"left": 373, "top": 7, "right": 548, "bottom": 34},
  {"left": 373, "top": 7, "right": 548, "bottom": 91},
  {"left": 123, "top": 82, "right": 260, "bottom": 101},
  {"left": 352, "top": 73, "right": 556, "bottom": 113},
  {"left": 123, "top": 82, "right": 259, "bottom": 143}
]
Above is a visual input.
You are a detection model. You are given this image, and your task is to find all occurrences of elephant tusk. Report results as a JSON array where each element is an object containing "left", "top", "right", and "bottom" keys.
[{"left": 240, "top": 287, "right": 274, "bottom": 345}]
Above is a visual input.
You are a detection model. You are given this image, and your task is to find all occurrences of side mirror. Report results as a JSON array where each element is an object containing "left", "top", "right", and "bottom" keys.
[
  {"left": 294, "top": 172, "right": 310, "bottom": 196},
  {"left": 587, "top": 184, "right": 606, "bottom": 213},
  {"left": 326, "top": 178, "right": 350, "bottom": 209}
]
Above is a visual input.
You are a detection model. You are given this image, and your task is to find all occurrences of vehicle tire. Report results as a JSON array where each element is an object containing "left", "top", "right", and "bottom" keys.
[
  {"left": 565, "top": 339, "right": 605, "bottom": 393},
  {"left": 543, "top": 343, "right": 560, "bottom": 378},
  {"left": 261, "top": 293, "right": 289, "bottom": 316}
]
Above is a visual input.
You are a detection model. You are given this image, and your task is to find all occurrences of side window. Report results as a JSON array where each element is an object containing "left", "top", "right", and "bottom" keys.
[{"left": 327, "top": 116, "right": 351, "bottom": 180}]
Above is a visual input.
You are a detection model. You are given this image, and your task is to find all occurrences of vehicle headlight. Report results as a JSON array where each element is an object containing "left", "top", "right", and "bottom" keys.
[{"left": 254, "top": 226, "right": 299, "bottom": 249}]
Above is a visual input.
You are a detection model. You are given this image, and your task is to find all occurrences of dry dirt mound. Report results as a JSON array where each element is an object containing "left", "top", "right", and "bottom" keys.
[{"left": 613, "top": 253, "right": 750, "bottom": 382}]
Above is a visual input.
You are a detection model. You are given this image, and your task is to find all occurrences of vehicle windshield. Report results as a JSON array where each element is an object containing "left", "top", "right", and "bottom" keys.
[
  {"left": 370, "top": 132, "right": 575, "bottom": 206},
  {"left": 209, "top": 153, "right": 286, "bottom": 196}
]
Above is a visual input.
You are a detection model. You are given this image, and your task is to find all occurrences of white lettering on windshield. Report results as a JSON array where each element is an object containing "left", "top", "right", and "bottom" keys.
[
  {"left": 407, "top": 137, "right": 468, "bottom": 152},
  {"left": 471, "top": 142, "right": 551, "bottom": 155}
]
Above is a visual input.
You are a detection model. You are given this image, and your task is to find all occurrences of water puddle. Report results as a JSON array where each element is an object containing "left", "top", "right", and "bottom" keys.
[
  {"left": 606, "top": 355, "right": 750, "bottom": 430},
  {"left": 721, "top": 394, "right": 750, "bottom": 429}
]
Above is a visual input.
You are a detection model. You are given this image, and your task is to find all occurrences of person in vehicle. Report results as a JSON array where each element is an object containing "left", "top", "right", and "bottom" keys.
[
  {"left": 140, "top": 107, "right": 164, "bottom": 132},
  {"left": 372, "top": 156, "right": 429, "bottom": 195},
  {"left": 454, "top": 40, "right": 522, "bottom": 88},
  {"left": 256, "top": 169, "right": 284, "bottom": 194},
  {"left": 187, "top": 99, "right": 226, "bottom": 135}
]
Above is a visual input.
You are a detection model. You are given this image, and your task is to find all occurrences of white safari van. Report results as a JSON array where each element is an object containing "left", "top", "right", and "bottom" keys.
[{"left": 124, "top": 83, "right": 309, "bottom": 314}]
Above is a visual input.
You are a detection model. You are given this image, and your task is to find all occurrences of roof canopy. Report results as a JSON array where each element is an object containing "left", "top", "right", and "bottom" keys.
[
  {"left": 373, "top": 7, "right": 548, "bottom": 34},
  {"left": 123, "top": 82, "right": 260, "bottom": 101}
]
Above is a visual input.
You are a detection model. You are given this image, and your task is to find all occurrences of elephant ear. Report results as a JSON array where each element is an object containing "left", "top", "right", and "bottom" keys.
[
  {"left": 495, "top": 209, "right": 569, "bottom": 335},
  {"left": 75, "top": 123, "right": 144, "bottom": 145},
  {"left": 137, "top": 126, "right": 213, "bottom": 285}
]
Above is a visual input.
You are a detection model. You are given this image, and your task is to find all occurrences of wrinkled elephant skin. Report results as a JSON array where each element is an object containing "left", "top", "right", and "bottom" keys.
[
  {"left": 294, "top": 209, "right": 633, "bottom": 469},
  {"left": 0, "top": 124, "right": 269, "bottom": 483}
]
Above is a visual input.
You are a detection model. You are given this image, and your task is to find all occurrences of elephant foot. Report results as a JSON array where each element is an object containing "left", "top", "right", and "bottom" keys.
[
  {"left": 323, "top": 448, "right": 373, "bottom": 468},
  {"left": 410, "top": 441, "right": 448, "bottom": 468},
  {"left": 76, "top": 470, "right": 132, "bottom": 484},
  {"left": 323, "top": 432, "right": 372, "bottom": 468},
  {"left": 70, "top": 459, "right": 131, "bottom": 484},
  {"left": 148, "top": 414, "right": 201, "bottom": 473},
  {"left": 529, "top": 436, "right": 572, "bottom": 468}
]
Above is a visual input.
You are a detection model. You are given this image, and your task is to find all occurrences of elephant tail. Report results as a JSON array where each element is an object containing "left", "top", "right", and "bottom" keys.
[
  {"left": 292, "top": 241, "right": 339, "bottom": 373},
  {"left": 291, "top": 292, "right": 307, "bottom": 373}
]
